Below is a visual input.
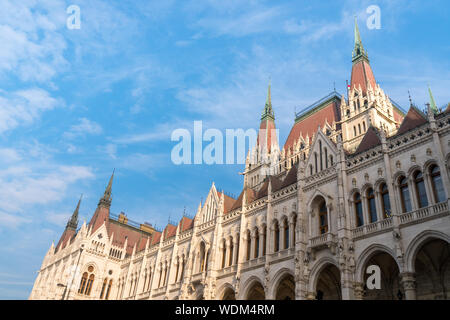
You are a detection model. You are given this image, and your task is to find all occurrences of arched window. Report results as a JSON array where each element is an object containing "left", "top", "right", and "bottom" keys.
[
  {"left": 399, "top": 176, "right": 412, "bottom": 213},
  {"left": 353, "top": 126, "right": 357, "bottom": 137},
  {"left": 274, "top": 221, "right": 280, "bottom": 252},
  {"left": 325, "top": 148, "right": 328, "bottom": 168},
  {"left": 310, "top": 164, "right": 313, "bottom": 175},
  {"left": 430, "top": 165, "right": 446, "bottom": 203},
  {"left": 78, "top": 272, "right": 88, "bottom": 294},
  {"left": 354, "top": 192, "right": 364, "bottom": 227},
  {"left": 262, "top": 227, "right": 267, "bottom": 256},
  {"left": 330, "top": 155, "right": 334, "bottom": 166},
  {"left": 318, "top": 200, "right": 328, "bottom": 234},
  {"left": 105, "top": 279, "right": 112, "bottom": 300},
  {"left": 100, "top": 278, "right": 107, "bottom": 299},
  {"left": 283, "top": 219, "right": 289, "bottom": 249},
  {"left": 228, "top": 238, "right": 234, "bottom": 266},
  {"left": 85, "top": 274, "right": 94, "bottom": 296},
  {"left": 246, "top": 231, "right": 251, "bottom": 260},
  {"left": 314, "top": 152, "right": 318, "bottom": 173},
  {"left": 221, "top": 240, "right": 226, "bottom": 268},
  {"left": 358, "top": 123, "right": 361, "bottom": 134},
  {"left": 78, "top": 266, "right": 95, "bottom": 296},
  {"left": 367, "top": 188, "right": 377, "bottom": 223},
  {"left": 363, "top": 121, "right": 366, "bottom": 132},
  {"left": 254, "top": 228, "right": 259, "bottom": 258},
  {"left": 319, "top": 141, "right": 323, "bottom": 171},
  {"left": 380, "top": 183, "right": 391, "bottom": 218},
  {"left": 413, "top": 171, "right": 428, "bottom": 208}
]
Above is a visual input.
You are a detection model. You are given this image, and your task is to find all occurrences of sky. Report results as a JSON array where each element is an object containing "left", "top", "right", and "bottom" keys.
[{"left": 0, "top": 0, "right": 449, "bottom": 300}]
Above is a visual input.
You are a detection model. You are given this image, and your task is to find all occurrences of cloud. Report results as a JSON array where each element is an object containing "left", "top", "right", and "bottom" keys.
[
  {"left": 0, "top": 212, "right": 32, "bottom": 229},
  {"left": 0, "top": 88, "right": 61, "bottom": 134},
  {"left": 63, "top": 118, "right": 103, "bottom": 139}
]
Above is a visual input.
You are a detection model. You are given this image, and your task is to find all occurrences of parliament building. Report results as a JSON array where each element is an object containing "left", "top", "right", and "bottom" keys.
[{"left": 29, "top": 21, "right": 450, "bottom": 300}]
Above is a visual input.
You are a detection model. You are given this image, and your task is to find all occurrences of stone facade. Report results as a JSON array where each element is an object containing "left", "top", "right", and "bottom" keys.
[{"left": 29, "top": 22, "right": 450, "bottom": 301}]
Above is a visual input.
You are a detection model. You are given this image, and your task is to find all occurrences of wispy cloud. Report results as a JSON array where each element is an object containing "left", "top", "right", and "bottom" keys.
[{"left": 64, "top": 118, "right": 103, "bottom": 139}]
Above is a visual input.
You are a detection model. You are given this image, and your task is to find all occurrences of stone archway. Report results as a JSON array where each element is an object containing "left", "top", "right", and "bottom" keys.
[
  {"left": 274, "top": 274, "right": 295, "bottom": 300},
  {"left": 221, "top": 287, "right": 236, "bottom": 300},
  {"left": 362, "top": 251, "right": 401, "bottom": 300},
  {"left": 315, "top": 264, "right": 341, "bottom": 300},
  {"left": 414, "top": 238, "right": 450, "bottom": 300},
  {"left": 246, "top": 281, "right": 265, "bottom": 300}
]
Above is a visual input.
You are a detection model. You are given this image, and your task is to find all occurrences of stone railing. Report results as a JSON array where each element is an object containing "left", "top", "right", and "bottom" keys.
[
  {"left": 151, "top": 286, "right": 166, "bottom": 297},
  {"left": 191, "top": 272, "right": 203, "bottom": 282},
  {"left": 169, "top": 281, "right": 182, "bottom": 292},
  {"left": 241, "top": 256, "right": 266, "bottom": 270},
  {"left": 216, "top": 265, "right": 238, "bottom": 277},
  {"left": 399, "top": 201, "right": 448, "bottom": 225},
  {"left": 309, "top": 232, "right": 335, "bottom": 248},
  {"left": 352, "top": 217, "right": 393, "bottom": 239}
]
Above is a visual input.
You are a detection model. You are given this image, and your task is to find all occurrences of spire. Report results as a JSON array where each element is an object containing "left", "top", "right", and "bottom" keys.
[
  {"left": 67, "top": 195, "right": 82, "bottom": 229},
  {"left": 98, "top": 169, "right": 114, "bottom": 208},
  {"left": 352, "top": 17, "right": 369, "bottom": 63},
  {"left": 261, "top": 80, "right": 275, "bottom": 120},
  {"left": 428, "top": 86, "right": 439, "bottom": 114}
]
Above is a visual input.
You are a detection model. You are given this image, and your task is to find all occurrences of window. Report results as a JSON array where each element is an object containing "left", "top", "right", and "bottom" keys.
[
  {"left": 314, "top": 152, "right": 318, "bottom": 173},
  {"left": 283, "top": 219, "right": 289, "bottom": 249},
  {"left": 228, "top": 239, "right": 234, "bottom": 266},
  {"left": 262, "top": 228, "right": 267, "bottom": 256},
  {"left": 100, "top": 278, "right": 107, "bottom": 299},
  {"left": 430, "top": 165, "right": 446, "bottom": 203},
  {"left": 380, "top": 183, "right": 391, "bottom": 218},
  {"left": 105, "top": 280, "right": 112, "bottom": 300},
  {"left": 221, "top": 240, "right": 226, "bottom": 268},
  {"left": 363, "top": 121, "right": 366, "bottom": 132},
  {"left": 354, "top": 126, "right": 357, "bottom": 137},
  {"left": 399, "top": 176, "right": 412, "bottom": 213},
  {"left": 319, "top": 141, "right": 323, "bottom": 171},
  {"left": 413, "top": 171, "right": 428, "bottom": 208},
  {"left": 254, "top": 229, "right": 259, "bottom": 258},
  {"left": 246, "top": 231, "right": 251, "bottom": 260},
  {"left": 358, "top": 123, "right": 361, "bottom": 134},
  {"left": 354, "top": 193, "right": 364, "bottom": 227},
  {"left": 274, "top": 221, "right": 280, "bottom": 252},
  {"left": 78, "top": 267, "right": 95, "bottom": 296},
  {"left": 330, "top": 155, "right": 334, "bottom": 166},
  {"left": 319, "top": 201, "right": 328, "bottom": 234},
  {"left": 367, "top": 188, "right": 377, "bottom": 223},
  {"left": 325, "top": 148, "right": 328, "bottom": 168}
]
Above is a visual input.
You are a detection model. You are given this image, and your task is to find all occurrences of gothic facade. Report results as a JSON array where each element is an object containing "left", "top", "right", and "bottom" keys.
[{"left": 29, "top": 21, "right": 450, "bottom": 300}]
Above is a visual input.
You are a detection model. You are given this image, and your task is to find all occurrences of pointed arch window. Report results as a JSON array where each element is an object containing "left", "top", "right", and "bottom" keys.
[
  {"left": 283, "top": 219, "right": 289, "bottom": 249},
  {"left": 319, "top": 141, "right": 323, "bottom": 171},
  {"left": 367, "top": 188, "right": 377, "bottom": 223},
  {"left": 274, "top": 221, "right": 280, "bottom": 252},
  {"left": 413, "top": 171, "right": 428, "bottom": 208},
  {"left": 246, "top": 231, "right": 251, "bottom": 260},
  {"left": 399, "top": 176, "right": 412, "bottom": 213},
  {"left": 380, "top": 183, "right": 391, "bottom": 218},
  {"left": 78, "top": 266, "right": 95, "bottom": 296},
  {"left": 254, "top": 228, "right": 259, "bottom": 258},
  {"left": 314, "top": 152, "right": 318, "bottom": 173},
  {"left": 325, "top": 148, "right": 328, "bottom": 168},
  {"left": 105, "top": 279, "right": 112, "bottom": 300},
  {"left": 319, "top": 200, "right": 328, "bottom": 234},
  {"left": 354, "top": 192, "right": 364, "bottom": 227},
  {"left": 430, "top": 165, "right": 446, "bottom": 203}
]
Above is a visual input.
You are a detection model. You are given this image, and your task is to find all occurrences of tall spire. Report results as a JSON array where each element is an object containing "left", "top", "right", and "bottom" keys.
[
  {"left": 98, "top": 169, "right": 114, "bottom": 208},
  {"left": 261, "top": 80, "right": 275, "bottom": 120},
  {"left": 428, "top": 86, "right": 438, "bottom": 114},
  {"left": 67, "top": 195, "right": 82, "bottom": 230},
  {"left": 352, "top": 17, "right": 369, "bottom": 63}
]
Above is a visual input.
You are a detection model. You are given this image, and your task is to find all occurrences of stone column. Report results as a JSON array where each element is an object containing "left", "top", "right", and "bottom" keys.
[
  {"left": 233, "top": 236, "right": 239, "bottom": 265},
  {"left": 259, "top": 228, "right": 265, "bottom": 257},
  {"left": 289, "top": 221, "right": 295, "bottom": 249},
  {"left": 400, "top": 272, "right": 417, "bottom": 300},
  {"left": 353, "top": 282, "right": 364, "bottom": 300}
]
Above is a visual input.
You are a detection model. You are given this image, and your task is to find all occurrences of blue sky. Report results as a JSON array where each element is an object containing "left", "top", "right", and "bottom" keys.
[{"left": 0, "top": 0, "right": 449, "bottom": 299}]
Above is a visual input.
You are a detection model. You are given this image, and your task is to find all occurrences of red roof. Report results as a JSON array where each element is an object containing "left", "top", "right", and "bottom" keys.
[
  {"left": 280, "top": 165, "right": 297, "bottom": 189},
  {"left": 284, "top": 98, "right": 340, "bottom": 152},
  {"left": 179, "top": 216, "right": 194, "bottom": 232},
  {"left": 55, "top": 228, "right": 76, "bottom": 253},
  {"left": 220, "top": 193, "right": 236, "bottom": 213},
  {"left": 163, "top": 224, "right": 177, "bottom": 240},
  {"left": 354, "top": 126, "right": 381, "bottom": 154},
  {"left": 151, "top": 231, "right": 162, "bottom": 245},
  {"left": 396, "top": 106, "right": 428, "bottom": 135},
  {"left": 257, "top": 119, "right": 277, "bottom": 153},
  {"left": 230, "top": 188, "right": 255, "bottom": 211},
  {"left": 350, "top": 59, "right": 376, "bottom": 94},
  {"left": 107, "top": 219, "right": 150, "bottom": 255}
]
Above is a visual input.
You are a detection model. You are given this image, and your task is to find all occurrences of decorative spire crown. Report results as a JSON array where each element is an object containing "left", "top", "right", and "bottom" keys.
[
  {"left": 67, "top": 195, "right": 82, "bottom": 229},
  {"left": 428, "top": 86, "right": 438, "bottom": 114},
  {"left": 98, "top": 169, "right": 114, "bottom": 207},
  {"left": 261, "top": 80, "right": 275, "bottom": 120},
  {"left": 352, "top": 17, "right": 369, "bottom": 63}
]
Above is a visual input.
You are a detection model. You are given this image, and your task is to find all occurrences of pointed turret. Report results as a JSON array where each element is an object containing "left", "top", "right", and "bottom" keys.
[
  {"left": 257, "top": 81, "right": 278, "bottom": 154},
  {"left": 67, "top": 194, "right": 82, "bottom": 230},
  {"left": 428, "top": 86, "right": 439, "bottom": 114},
  {"left": 98, "top": 169, "right": 114, "bottom": 208},
  {"left": 350, "top": 18, "right": 376, "bottom": 94},
  {"left": 352, "top": 17, "right": 369, "bottom": 63}
]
